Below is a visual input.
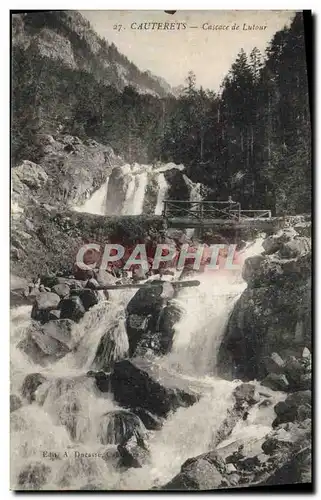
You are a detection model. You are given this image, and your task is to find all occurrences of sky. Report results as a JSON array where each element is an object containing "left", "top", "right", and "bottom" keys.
[{"left": 80, "top": 10, "right": 296, "bottom": 91}]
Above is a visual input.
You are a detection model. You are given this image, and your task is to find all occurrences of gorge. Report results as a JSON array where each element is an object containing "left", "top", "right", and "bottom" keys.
[{"left": 10, "top": 149, "right": 312, "bottom": 490}]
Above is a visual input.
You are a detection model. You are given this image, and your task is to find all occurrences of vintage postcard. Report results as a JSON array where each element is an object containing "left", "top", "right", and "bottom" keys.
[{"left": 10, "top": 10, "right": 312, "bottom": 491}]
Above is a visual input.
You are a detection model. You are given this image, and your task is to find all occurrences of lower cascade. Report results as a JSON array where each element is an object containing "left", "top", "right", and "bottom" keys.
[{"left": 11, "top": 236, "right": 304, "bottom": 491}]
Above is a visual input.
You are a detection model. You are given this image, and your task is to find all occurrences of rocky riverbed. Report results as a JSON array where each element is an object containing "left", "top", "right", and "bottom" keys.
[{"left": 10, "top": 220, "right": 312, "bottom": 490}]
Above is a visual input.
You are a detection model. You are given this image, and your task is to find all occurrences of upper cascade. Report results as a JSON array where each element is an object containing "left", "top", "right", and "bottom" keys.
[{"left": 74, "top": 162, "right": 202, "bottom": 216}]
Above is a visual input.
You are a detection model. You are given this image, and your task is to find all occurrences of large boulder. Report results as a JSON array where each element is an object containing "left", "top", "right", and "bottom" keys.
[
  {"left": 86, "top": 370, "right": 110, "bottom": 392},
  {"left": 161, "top": 451, "right": 225, "bottom": 490},
  {"left": 98, "top": 410, "right": 147, "bottom": 446},
  {"left": 59, "top": 296, "right": 86, "bottom": 322},
  {"left": 91, "top": 322, "right": 129, "bottom": 372},
  {"left": 118, "top": 434, "right": 150, "bottom": 469},
  {"left": 31, "top": 292, "right": 60, "bottom": 322},
  {"left": 12, "top": 161, "right": 48, "bottom": 191},
  {"left": 261, "top": 373, "right": 290, "bottom": 392},
  {"left": 273, "top": 390, "right": 311, "bottom": 426},
  {"left": 78, "top": 289, "right": 100, "bottom": 311},
  {"left": 41, "top": 319, "right": 81, "bottom": 350},
  {"left": 259, "top": 419, "right": 311, "bottom": 486},
  {"left": 126, "top": 281, "right": 167, "bottom": 316},
  {"left": 278, "top": 237, "right": 311, "bottom": 259},
  {"left": 21, "top": 373, "right": 47, "bottom": 402},
  {"left": 126, "top": 291, "right": 181, "bottom": 357},
  {"left": 133, "top": 407, "right": 163, "bottom": 430},
  {"left": 262, "top": 228, "right": 298, "bottom": 255},
  {"left": 18, "top": 321, "right": 73, "bottom": 365},
  {"left": 218, "top": 278, "right": 311, "bottom": 380},
  {"left": 110, "top": 358, "right": 199, "bottom": 417}
]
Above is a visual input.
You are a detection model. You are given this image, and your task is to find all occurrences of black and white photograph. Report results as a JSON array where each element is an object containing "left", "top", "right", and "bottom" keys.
[{"left": 10, "top": 9, "right": 312, "bottom": 491}]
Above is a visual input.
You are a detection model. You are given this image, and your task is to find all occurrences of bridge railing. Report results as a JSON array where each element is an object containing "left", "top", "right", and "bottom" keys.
[
  {"left": 163, "top": 200, "right": 242, "bottom": 221},
  {"left": 231, "top": 209, "right": 272, "bottom": 219}
]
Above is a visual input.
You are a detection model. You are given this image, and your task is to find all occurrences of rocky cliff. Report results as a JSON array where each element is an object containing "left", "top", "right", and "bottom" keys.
[
  {"left": 12, "top": 11, "right": 174, "bottom": 98},
  {"left": 218, "top": 218, "right": 312, "bottom": 382}
]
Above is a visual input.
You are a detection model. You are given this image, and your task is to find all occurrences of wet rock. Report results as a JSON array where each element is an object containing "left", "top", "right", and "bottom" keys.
[
  {"left": 133, "top": 407, "right": 163, "bottom": 430},
  {"left": 233, "top": 383, "right": 259, "bottom": 406},
  {"left": 48, "top": 309, "right": 61, "bottom": 320},
  {"left": 126, "top": 280, "right": 168, "bottom": 316},
  {"left": 79, "top": 288, "right": 100, "bottom": 311},
  {"left": 273, "top": 390, "right": 311, "bottom": 426},
  {"left": 101, "top": 445, "right": 121, "bottom": 467},
  {"left": 91, "top": 322, "right": 129, "bottom": 372},
  {"left": 302, "top": 347, "right": 311, "bottom": 359},
  {"left": 29, "top": 326, "right": 71, "bottom": 359},
  {"left": 118, "top": 435, "right": 150, "bottom": 469},
  {"left": 162, "top": 451, "right": 225, "bottom": 490},
  {"left": 261, "top": 373, "right": 290, "bottom": 392},
  {"left": 110, "top": 358, "right": 199, "bottom": 418},
  {"left": 17, "top": 462, "right": 51, "bottom": 490},
  {"left": 18, "top": 321, "right": 71, "bottom": 364},
  {"left": 21, "top": 373, "right": 47, "bottom": 402},
  {"left": 99, "top": 410, "right": 147, "bottom": 446},
  {"left": 258, "top": 419, "right": 311, "bottom": 486},
  {"left": 262, "top": 428, "right": 293, "bottom": 455},
  {"left": 31, "top": 292, "right": 60, "bottom": 322},
  {"left": 10, "top": 394, "right": 22, "bottom": 412},
  {"left": 87, "top": 370, "right": 110, "bottom": 392},
  {"left": 262, "top": 446, "right": 312, "bottom": 486},
  {"left": 157, "top": 302, "right": 182, "bottom": 354},
  {"left": 127, "top": 301, "right": 182, "bottom": 357},
  {"left": 52, "top": 283, "right": 70, "bottom": 298},
  {"left": 59, "top": 295, "right": 86, "bottom": 322},
  {"left": 41, "top": 319, "right": 77, "bottom": 350},
  {"left": 126, "top": 314, "right": 150, "bottom": 356}
]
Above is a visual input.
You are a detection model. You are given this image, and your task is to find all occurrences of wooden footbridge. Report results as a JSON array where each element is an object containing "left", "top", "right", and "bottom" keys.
[{"left": 162, "top": 200, "right": 275, "bottom": 232}]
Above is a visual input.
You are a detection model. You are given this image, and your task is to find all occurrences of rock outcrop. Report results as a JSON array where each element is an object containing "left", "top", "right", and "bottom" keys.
[
  {"left": 110, "top": 358, "right": 199, "bottom": 418},
  {"left": 218, "top": 226, "right": 311, "bottom": 380},
  {"left": 126, "top": 282, "right": 181, "bottom": 357}
]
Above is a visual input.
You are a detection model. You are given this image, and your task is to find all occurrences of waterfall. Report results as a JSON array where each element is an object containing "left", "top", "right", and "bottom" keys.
[
  {"left": 122, "top": 172, "right": 148, "bottom": 216},
  {"left": 11, "top": 237, "right": 275, "bottom": 491},
  {"left": 73, "top": 179, "right": 109, "bottom": 216},
  {"left": 162, "top": 274, "right": 246, "bottom": 376},
  {"left": 72, "top": 162, "right": 191, "bottom": 217},
  {"left": 154, "top": 173, "right": 168, "bottom": 215}
]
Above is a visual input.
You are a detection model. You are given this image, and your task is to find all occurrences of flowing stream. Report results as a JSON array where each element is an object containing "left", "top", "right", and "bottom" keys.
[{"left": 10, "top": 235, "right": 282, "bottom": 491}]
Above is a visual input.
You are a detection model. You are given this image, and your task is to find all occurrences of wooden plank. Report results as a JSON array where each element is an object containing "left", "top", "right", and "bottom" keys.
[{"left": 83, "top": 280, "right": 200, "bottom": 291}]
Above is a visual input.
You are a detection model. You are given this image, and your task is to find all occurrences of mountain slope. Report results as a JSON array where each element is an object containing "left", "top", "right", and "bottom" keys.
[{"left": 12, "top": 11, "right": 174, "bottom": 98}]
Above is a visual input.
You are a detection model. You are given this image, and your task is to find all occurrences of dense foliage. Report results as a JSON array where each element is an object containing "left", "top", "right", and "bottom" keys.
[{"left": 12, "top": 12, "right": 311, "bottom": 215}]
